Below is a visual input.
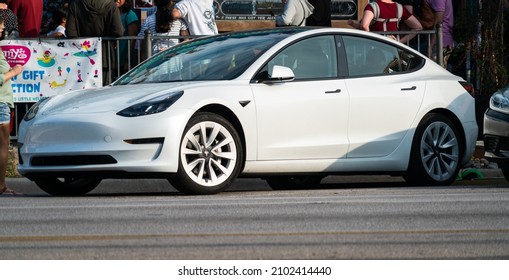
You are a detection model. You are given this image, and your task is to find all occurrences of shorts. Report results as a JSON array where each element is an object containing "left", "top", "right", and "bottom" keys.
[{"left": 0, "top": 102, "right": 12, "bottom": 125}]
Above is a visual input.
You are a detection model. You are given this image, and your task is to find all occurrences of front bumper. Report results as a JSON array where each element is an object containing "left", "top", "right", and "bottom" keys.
[
  {"left": 17, "top": 108, "right": 193, "bottom": 178},
  {"left": 483, "top": 108, "right": 509, "bottom": 161}
]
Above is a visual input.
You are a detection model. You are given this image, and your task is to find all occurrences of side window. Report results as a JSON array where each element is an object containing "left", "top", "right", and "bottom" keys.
[
  {"left": 266, "top": 36, "right": 338, "bottom": 80},
  {"left": 399, "top": 49, "right": 424, "bottom": 72},
  {"left": 342, "top": 36, "right": 423, "bottom": 77}
]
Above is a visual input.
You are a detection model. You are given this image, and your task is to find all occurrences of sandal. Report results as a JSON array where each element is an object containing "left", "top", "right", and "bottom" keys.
[{"left": 0, "top": 186, "right": 20, "bottom": 195}]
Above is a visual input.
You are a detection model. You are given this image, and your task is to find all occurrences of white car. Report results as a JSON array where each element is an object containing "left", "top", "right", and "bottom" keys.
[{"left": 17, "top": 27, "right": 478, "bottom": 195}]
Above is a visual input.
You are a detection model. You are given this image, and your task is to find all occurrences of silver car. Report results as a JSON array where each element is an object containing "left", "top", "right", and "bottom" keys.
[{"left": 483, "top": 84, "right": 509, "bottom": 181}]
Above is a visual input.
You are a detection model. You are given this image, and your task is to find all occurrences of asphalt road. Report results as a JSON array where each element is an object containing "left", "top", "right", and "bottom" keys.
[{"left": 1, "top": 176, "right": 509, "bottom": 259}]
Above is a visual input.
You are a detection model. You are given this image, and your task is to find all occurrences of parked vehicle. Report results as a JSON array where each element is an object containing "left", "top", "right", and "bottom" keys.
[
  {"left": 483, "top": 84, "right": 509, "bottom": 181},
  {"left": 17, "top": 27, "right": 478, "bottom": 195}
]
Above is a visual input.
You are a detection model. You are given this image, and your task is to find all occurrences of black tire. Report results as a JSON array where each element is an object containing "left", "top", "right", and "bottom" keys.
[
  {"left": 404, "top": 113, "right": 462, "bottom": 186},
  {"left": 499, "top": 162, "right": 509, "bottom": 182},
  {"left": 266, "top": 175, "right": 323, "bottom": 190},
  {"left": 35, "top": 177, "right": 102, "bottom": 196},
  {"left": 169, "top": 112, "right": 243, "bottom": 195}
]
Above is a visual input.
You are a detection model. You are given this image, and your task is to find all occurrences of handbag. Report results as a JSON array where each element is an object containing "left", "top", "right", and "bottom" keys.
[{"left": 417, "top": 0, "right": 436, "bottom": 30}]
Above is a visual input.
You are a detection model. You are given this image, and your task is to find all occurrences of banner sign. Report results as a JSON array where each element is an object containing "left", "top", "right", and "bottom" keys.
[
  {"left": 213, "top": 0, "right": 359, "bottom": 20},
  {"left": 0, "top": 38, "right": 103, "bottom": 103}
]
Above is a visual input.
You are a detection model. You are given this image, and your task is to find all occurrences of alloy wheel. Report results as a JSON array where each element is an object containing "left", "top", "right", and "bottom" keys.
[
  {"left": 180, "top": 120, "right": 238, "bottom": 187},
  {"left": 419, "top": 121, "right": 460, "bottom": 182}
]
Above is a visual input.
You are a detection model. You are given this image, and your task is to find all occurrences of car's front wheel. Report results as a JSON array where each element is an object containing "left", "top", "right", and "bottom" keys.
[
  {"left": 169, "top": 112, "right": 243, "bottom": 195},
  {"left": 405, "top": 113, "right": 462, "bottom": 186},
  {"left": 34, "top": 177, "right": 102, "bottom": 196}
]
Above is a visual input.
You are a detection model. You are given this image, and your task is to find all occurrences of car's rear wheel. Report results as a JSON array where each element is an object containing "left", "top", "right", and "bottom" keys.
[
  {"left": 34, "top": 177, "right": 102, "bottom": 196},
  {"left": 266, "top": 175, "right": 324, "bottom": 190},
  {"left": 499, "top": 162, "right": 509, "bottom": 182},
  {"left": 404, "top": 113, "right": 462, "bottom": 186},
  {"left": 169, "top": 112, "right": 243, "bottom": 195}
]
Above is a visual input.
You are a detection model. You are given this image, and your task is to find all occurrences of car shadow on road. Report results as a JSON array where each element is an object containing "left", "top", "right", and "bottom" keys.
[{"left": 5, "top": 177, "right": 507, "bottom": 197}]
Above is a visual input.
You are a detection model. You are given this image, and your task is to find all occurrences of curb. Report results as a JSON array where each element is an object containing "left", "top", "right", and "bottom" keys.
[
  {"left": 457, "top": 168, "right": 504, "bottom": 180},
  {"left": 460, "top": 140, "right": 506, "bottom": 180}
]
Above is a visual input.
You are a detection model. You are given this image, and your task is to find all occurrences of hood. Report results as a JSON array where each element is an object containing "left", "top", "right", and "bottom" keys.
[
  {"left": 40, "top": 83, "right": 191, "bottom": 115},
  {"left": 78, "top": 0, "right": 114, "bottom": 15}
]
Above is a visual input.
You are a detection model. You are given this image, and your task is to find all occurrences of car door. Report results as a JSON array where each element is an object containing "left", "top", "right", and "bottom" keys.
[
  {"left": 251, "top": 35, "right": 350, "bottom": 160},
  {"left": 342, "top": 35, "right": 426, "bottom": 158}
]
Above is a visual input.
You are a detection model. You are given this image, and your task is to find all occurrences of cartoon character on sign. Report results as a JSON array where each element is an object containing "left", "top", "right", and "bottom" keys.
[
  {"left": 77, "top": 69, "right": 83, "bottom": 82},
  {"left": 37, "top": 50, "right": 56, "bottom": 67},
  {"left": 49, "top": 79, "right": 67, "bottom": 89},
  {"left": 49, "top": 66, "right": 71, "bottom": 89},
  {"left": 72, "top": 40, "right": 97, "bottom": 65}
]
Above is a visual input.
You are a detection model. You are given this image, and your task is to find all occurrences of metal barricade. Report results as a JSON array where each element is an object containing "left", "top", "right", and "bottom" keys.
[
  {"left": 102, "top": 31, "right": 195, "bottom": 85},
  {"left": 375, "top": 24, "right": 444, "bottom": 68}
]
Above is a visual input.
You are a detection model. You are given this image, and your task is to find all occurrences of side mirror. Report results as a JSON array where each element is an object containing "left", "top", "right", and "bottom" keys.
[{"left": 263, "top": 65, "right": 295, "bottom": 83}]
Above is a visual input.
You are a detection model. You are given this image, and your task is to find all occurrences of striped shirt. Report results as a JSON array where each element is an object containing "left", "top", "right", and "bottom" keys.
[{"left": 136, "top": 14, "right": 188, "bottom": 52}]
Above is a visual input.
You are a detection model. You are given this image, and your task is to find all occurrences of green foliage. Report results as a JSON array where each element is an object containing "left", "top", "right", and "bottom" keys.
[{"left": 453, "top": 0, "right": 509, "bottom": 94}]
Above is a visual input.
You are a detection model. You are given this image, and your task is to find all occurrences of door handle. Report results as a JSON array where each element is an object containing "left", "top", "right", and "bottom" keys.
[
  {"left": 325, "top": 89, "right": 342, "bottom": 94},
  {"left": 401, "top": 86, "right": 417, "bottom": 91}
]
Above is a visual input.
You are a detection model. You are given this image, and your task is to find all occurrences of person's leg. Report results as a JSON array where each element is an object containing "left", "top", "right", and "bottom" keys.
[
  {"left": 0, "top": 103, "right": 17, "bottom": 195},
  {"left": 0, "top": 123, "right": 10, "bottom": 192}
]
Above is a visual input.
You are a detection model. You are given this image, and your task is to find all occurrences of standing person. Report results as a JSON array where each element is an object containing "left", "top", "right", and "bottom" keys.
[
  {"left": 172, "top": 0, "right": 217, "bottom": 35},
  {"left": 151, "top": 0, "right": 189, "bottom": 53},
  {"left": 45, "top": 8, "right": 67, "bottom": 38},
  {"left": 66, "top": 0, "right": 124, "bottom": 38},
  {"left": 0, "top": 18, "right": 22, "bottom": 195},
  {"left": 66, "top": 0, "right": 124, "bottom": 84},
  {"left": 0, "top": 0, "right": 18, "bottom": 38},
  {"left": 306, "top": 0, "right": 331, "bottom": 27},
  {"left": 426, "top": 0, "right": 454, "bottom": 49},
  {"left": 358, "top": 0, "right": 422, "bottom": 44},
  {"left": 9, "top": 0, "right": 43, "bottom": 37},
  {"left": 275, "top": 0, "right": 314, "bottom": 27},
  {"left": 116, "top": 0, "right": 139, "bottom": 74},
  {"left": 137, "top": 0, "right": 189, "bottom": 60}
]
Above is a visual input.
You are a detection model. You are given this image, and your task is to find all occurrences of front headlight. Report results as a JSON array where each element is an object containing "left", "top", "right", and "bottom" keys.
[
  {"left": 117, "top": 91, "right": 184, "bottom": 117},
  {"left": 490, "top": 92, "right": 509, "bottom": 114},
  {"left": 23, "top": 97, "right": 50, "bottom": 121}
]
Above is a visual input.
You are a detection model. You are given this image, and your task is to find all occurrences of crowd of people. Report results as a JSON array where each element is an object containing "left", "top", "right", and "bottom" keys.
[
  {"left": 0, "top": 0, "right": 454, "bottom": 69},
  {"left": 273, "top": 0, "right": 453, "bottom": 63},
  {"left": 347, "top": 0, "right": 454, "bottom": 54}
]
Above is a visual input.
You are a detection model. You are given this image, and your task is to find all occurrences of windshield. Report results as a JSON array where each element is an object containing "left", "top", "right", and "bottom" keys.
[{"left": 114, "top": 29, "right": 303, "bottom": 85}]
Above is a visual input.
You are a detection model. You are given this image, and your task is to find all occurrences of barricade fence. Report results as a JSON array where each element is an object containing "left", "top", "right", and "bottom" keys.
[{"left": 10, "top": 27, "right": 442, "bottom": 140}]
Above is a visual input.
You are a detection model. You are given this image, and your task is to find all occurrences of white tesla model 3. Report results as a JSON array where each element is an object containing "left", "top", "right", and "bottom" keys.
[{"left": 17, "top": 27, "right": 478, "bottom": 195}]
